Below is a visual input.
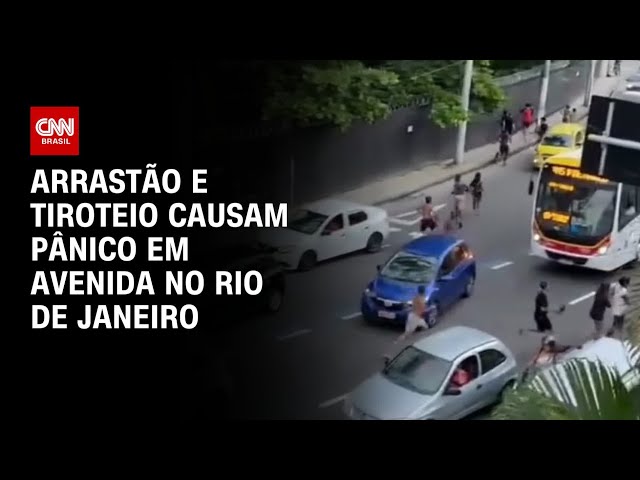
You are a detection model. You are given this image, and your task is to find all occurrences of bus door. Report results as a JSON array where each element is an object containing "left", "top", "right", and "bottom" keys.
[{"left": 617, "top": 184, "right": 640, "bottom": 263}]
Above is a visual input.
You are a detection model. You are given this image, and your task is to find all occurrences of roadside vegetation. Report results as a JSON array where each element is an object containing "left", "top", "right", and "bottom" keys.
[{"left": 491, "top": 262, "right": 640, "bottom": 420}]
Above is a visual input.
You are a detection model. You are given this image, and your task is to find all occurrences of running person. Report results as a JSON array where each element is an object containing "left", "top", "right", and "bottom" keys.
[
  {"left": 520, "top": 103, "right": 535, "bottom": 140},
  {"left": 469, "top": 172, "right": 483, "bottom": 213},
  {"left": 536, "top": 117, "right": 549, "bottom": 143},
  {"left": 451, "top": 174, "right": 468, "bottom": 228},
  {"left": 498, "top": 130, "right": 510, "bottom": 166},
  {"left": 419, "top": 196, "right": 438, "bottom": 234},
  {"left": 520, "top": 281, "right": 565, "bottom": 335},
  {"left": 385, "top": 286, "right": 429, "bottom": 358}
]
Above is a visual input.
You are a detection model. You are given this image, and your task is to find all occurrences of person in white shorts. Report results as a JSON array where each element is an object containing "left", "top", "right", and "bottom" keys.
[
  {"left": 399, "top": 285, "right": 428, "bottom": 341},
  {"left": 383, "top": 286, "right": 429, "bottom": 361},
  {"left": 608, "top": 276, "right": 630, "bottom": 338}
]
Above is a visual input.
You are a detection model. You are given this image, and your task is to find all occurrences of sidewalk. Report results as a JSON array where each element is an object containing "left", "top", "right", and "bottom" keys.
[{"left": 341, "top": 61, "right": 639, "bottom": 206}]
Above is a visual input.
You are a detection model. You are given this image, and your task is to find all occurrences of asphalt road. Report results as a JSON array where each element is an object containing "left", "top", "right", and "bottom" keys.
[{"left": 195, "top": 144, "right": 622, "bottom": 420}]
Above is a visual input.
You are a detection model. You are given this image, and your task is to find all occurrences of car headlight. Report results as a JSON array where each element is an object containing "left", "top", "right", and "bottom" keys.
[
  {"left": 598, "top": 245, "right": 608, "bottom": 255},
  {"left": 364, "top": 288, "right": 376, "bottom": 298},
  {"left": 533, "top": 233, "right": 541, "bottom": 242}
]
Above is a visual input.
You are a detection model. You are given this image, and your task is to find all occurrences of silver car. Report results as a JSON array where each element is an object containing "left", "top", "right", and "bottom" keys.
[{"left": 344, "top": 326, "right": 518, "bottom": 420}]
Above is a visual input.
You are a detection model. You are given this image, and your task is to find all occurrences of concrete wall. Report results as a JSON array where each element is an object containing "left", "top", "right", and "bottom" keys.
[{"left": 202, "top": 61, "right": 595, "bottom": 205}]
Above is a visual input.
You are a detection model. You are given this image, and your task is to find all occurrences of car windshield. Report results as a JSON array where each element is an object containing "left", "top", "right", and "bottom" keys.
[
  {"left": 535, "top": 165, "right": 617, "bottom": 241},
  {"left": 287, "top": 209, "right": 329, "bottom": 235},
  {"left": 383, "top": 346, "right": 452, "bottom": 395},
  {"left": 380, "top": 252, "right": 438, "bottom": 284},
  {"left": 542, "top": 134, "right": 573, "bottom": 147}
]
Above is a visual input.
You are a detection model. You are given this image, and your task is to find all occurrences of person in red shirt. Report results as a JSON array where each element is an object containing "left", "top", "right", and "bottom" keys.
[
  {"left": 450, "top": 366, "right": 471, "bottom": 387},
  {"left": 521, "top": 103, "right": 535, "bottom": 140}
]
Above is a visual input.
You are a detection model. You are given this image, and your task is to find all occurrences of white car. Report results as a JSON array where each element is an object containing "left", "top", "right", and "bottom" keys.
[{"left": 261, "top": 199, "right": 390, "bottom": 271}]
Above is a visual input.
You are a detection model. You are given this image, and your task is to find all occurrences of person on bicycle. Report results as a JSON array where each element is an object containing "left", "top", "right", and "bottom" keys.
[
  {"left": 451, "top": 174, "right": 468, "bottom": 228},
  {"left": 469, "top": 172, "right": 483, "bottom": 213},
  {"left": 498, "top": 130, "right": 510, "bottom": 166}
]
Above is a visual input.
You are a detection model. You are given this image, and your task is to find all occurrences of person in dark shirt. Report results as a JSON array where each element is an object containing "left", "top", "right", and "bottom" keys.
[
  {"left": 589, "top": 282, "right": 611, "bottom": 339},
  {"left": 536, "top": 117, "right": 548, "bottom": 143},
  {"left": 498, "top": 130, "right": 510, "bottom": 166},
  {"left": 500, "top": 110, "right": 514, "bottom": 136},
  {"left": 525, "top": 281, "right": 565, "bottom": 334},
  {"left": 469, "top": 172, "right": 483, "bottom": 213}
]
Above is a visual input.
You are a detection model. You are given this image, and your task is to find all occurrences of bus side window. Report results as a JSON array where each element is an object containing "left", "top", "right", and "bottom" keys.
[{"left": 619, "top": 184, "right": 638, "bottom": 231}]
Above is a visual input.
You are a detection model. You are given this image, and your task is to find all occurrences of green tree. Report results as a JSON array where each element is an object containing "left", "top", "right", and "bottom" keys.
[
  {"left": 262, "top": 60, "right": 506, "bottom": 131},
  {"left": 493, "top": 262, "right": 640, "bottom": 421},
  {"left": 492, "top": 343, "right": 640, "bottom": 420}
]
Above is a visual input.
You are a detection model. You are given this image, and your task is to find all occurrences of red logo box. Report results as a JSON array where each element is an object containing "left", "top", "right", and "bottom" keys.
[{"left": 30, "top": 106, "right": 80, "bottom": 156}]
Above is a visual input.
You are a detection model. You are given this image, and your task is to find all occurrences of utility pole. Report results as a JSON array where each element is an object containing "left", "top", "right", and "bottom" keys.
[
  {"left": 584, "top": 60, "right": 596, "bottom": 107},
  {"left": 455, "top": 60, "right": 474, "bottom": 165},
  {"left": 537, "top": 60, "right": 551, "bottom": 125}
]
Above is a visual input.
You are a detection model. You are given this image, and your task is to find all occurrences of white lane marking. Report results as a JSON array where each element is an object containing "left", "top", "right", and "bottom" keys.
[
  {"left": 408, "top": 232, "right": 423, "bottom": 239},
  {"left": 490, "top": 261, "right": 514, "bottom": 270},
  {"left": 319, "top": 394, "right": 347, "bottom": 409},
  {"left": 389, "top": 227, "right": 402, "bottom": 232},
  {"left": 390, "top": 217, "right": 421, "bottom": 226},
  {"left": 568, "top": 291, "right": 595, "bottom": 306},
  {"left": 341, "top": 312, "right": 361, "bottom": 320},
  {"left": 396, "top": 211, "right": 417, "bottom": 218},
  {"left": 382, "top": 244, "right": 392, "bottom": 249},
  {"left": 276, "top": 329, "right": 312, "bottom": 341},
  {"left": 434, "top": 203, "right": 446, "bottom": 211}
]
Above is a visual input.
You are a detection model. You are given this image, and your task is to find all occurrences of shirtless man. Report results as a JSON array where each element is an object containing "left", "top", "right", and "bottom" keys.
[
  {"left": 397, "top": 285, "right": 429, "bottom": 343},
  {"left": 419, "top": 196, "right": 438, "bottom": 234},
  {"left": 384, "top": 286, "right": 431, "bottom": 361}
]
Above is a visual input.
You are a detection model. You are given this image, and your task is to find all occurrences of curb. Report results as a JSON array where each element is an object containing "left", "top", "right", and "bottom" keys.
[{"left": 373, "top": 110, "right": 590, "bottom": 206}]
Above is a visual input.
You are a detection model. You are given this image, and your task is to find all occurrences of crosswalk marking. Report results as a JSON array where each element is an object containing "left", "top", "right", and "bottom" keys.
[{"left": 389, "top": 227, "right": 402, "bottom": 232}]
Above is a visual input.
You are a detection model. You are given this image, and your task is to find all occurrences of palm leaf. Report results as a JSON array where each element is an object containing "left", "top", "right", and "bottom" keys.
[{"left": 492, "top": 359, "right": 640, "bottom": 420}]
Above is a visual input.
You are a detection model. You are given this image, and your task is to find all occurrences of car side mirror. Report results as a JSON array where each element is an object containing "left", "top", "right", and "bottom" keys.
[{"left": 444, "top": 386, "right": 461, "bottom": 396}]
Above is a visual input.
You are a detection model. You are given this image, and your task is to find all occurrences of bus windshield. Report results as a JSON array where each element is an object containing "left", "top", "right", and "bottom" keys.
[{"left": 535, "top": 165, "right": 618, "bottom": 244}]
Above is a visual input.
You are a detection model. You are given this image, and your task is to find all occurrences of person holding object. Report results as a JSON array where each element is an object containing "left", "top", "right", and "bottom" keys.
[
  {"left": 589, "top": 283, "right": 611, "bottom": 339},
  {"left": 562, "top": 105, "right": 571, "bottom": 123},
  {"left": 520, "top": 281, "right": 565, "bottom": 335}
]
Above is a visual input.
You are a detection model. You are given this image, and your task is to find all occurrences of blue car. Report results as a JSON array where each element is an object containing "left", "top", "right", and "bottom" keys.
[{"left": 361, "top": 235, "right": 476, "bottom": 328}]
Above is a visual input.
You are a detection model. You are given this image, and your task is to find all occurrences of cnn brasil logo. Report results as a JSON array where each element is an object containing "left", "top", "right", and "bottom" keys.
[{"left": 30, "top": 106, "right": 80, "bottom": 156}]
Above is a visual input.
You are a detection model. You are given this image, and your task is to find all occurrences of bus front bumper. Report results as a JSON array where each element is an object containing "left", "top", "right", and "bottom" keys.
[{"left": 529, "top": 241, "right": 616, "bottom": 272}]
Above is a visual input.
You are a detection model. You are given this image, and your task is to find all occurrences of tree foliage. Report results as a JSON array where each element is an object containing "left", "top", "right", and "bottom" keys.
[
  {"left": 262, "top": 60, "right": 507, "bottom": 131},
  {"left": 492, "top": 345, "right": 640, "bottom": 420}
]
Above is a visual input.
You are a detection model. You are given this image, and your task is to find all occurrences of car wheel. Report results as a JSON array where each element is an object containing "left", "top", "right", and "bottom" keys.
[
  {"left": 365, "top": 232, "right": 383, "bottom": 253},
  {"left": 298, "top": 250, "right": 317, "bottom": 271},
  {"left": 264, "top": 285, "right": 284, "bottom": 314},
  {"left": 427, "top": 303, "right": 439, "bottom": 328},
  {"left": 462, "top": 275, "right": 475, "bottom": 298}
]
